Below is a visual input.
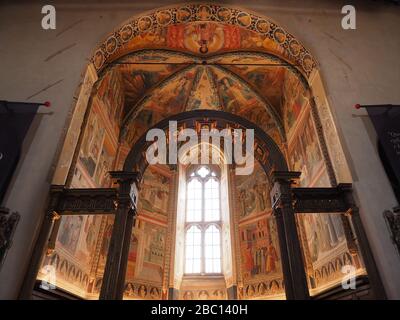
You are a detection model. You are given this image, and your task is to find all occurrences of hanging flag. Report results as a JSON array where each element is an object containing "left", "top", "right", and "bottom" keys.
[
  {"left": 360, "top": 104, "right": 400, "bottom": 183},
  {"left": 0, "top": 101, "right": 49, "bottom": 204}
]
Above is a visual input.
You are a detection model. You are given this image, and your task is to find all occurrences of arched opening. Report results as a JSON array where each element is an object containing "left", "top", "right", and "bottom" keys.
[
  {"left": 26, "top": 4, "right": 382, "bottom": 300},
  {"left": 117, "top": 109, "right": 288, "bottom": 300}
]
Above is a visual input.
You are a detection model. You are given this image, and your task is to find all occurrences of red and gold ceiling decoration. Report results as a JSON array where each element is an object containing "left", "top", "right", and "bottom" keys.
[{"left": 90, "top": 4, "right": 313, "bottom": 151}]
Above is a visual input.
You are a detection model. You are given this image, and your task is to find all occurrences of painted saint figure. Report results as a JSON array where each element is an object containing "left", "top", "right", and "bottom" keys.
[{"left": 266, "top": 241, "right": 278, "bottom": 273}]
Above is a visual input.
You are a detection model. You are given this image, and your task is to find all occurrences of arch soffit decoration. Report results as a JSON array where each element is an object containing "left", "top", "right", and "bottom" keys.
[
  {"left": 89, "top": 4, "right": 318, "bottom": 147},
  {"left": 91, "top": 4, "right": 317, "bottom": 76}
]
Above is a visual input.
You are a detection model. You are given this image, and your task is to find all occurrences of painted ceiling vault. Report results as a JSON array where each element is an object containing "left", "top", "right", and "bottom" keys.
[
  {"left": 91, "top": 4, "right": 314, "bottom": 151},
  {"left": 94, "top": 49, "right": 310, "bottom": 150}
]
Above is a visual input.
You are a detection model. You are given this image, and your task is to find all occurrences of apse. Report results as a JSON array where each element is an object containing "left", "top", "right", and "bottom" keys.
[{"left": 35, "top": 4, "right": 367, "bottom": 300}]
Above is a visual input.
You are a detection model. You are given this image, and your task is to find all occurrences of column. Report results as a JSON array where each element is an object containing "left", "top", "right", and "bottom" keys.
[
  {"left": 270, "top": 171, "right": 310, "bottom": 300},
  {"left": 339, "top": 184, "right": 387, "bottom": 299},
  {"left": 115, "top": 207, "right": 136, "bottom": 299},
  {"left": 99, "top": 171, "right": 140, "bottom": 300},
  {"left": 18, "top": 185, "right": 64, "bottom": 299},
  {"left": 272, "top": 206, "right": 295, "bottom": 299}
]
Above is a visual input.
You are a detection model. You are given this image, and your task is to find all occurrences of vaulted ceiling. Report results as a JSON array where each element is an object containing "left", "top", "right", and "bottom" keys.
[
  {"left": 94, "top": 49, "right": 309, "bottom": 150},
  {"left": 90, "top": 4, "right": 313, "bottom": 151}
]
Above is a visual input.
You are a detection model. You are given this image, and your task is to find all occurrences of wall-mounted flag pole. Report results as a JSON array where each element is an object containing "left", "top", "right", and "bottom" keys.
[{"left": 355, "top": 104, "right": 400, "bottom": 109}]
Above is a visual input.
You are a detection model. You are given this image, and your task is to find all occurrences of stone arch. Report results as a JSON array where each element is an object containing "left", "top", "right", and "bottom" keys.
[{"left": 91, "top": 3, "right": 317, "bottom": 77}]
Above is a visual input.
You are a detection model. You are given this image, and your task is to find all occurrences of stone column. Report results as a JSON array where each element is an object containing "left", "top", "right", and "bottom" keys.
[
  {"left": 18, "top": 185, "right": 64, "bottom": 299},
  {"left": 99, "top": 171, "right": 140, "bottom": 300},
  {"left": 270, "top": 171, "right": 310, "bottom": 300}
]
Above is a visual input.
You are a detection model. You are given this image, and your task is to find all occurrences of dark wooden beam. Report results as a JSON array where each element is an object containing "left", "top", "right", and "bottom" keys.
[{"left": 271, "top": 171, "right": 310, "bottom": 300}]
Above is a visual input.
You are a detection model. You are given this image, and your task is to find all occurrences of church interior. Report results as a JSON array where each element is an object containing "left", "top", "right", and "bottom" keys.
[{"left": 0, "top": 1, "right": 399, "bottom": 301}]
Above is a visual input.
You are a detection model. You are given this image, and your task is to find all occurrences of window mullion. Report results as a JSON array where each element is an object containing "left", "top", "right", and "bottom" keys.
[{"left": 201, "top": 178, "right": 205, "bottom": 273}]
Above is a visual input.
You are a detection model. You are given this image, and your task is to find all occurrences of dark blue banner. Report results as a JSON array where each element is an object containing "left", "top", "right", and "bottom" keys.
[
  {"left": 0, "top": 101, "right": 41, "bottom": 204},
  {"left": 366, "top": 105, "right": 400, "bottom": 184}
]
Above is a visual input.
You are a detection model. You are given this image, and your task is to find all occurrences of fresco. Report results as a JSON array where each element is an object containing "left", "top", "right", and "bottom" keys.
[
  {"left": 237, "top": 214, "right": 285, "bottom": 300},
  {"left": 312, "top": 171, "right": 331, "bottom": 188},
  {"left": 122, "top": 166, "right": 173, "bottom": 299},
  {"left": 73, "top": 102, "right": 118, "bottom": 188},
  {"left": 138, "top": 168, "right": 171, "bottom": 217},
  {"left": 39, "top": 70, "right": 123, "bottom": 297},
  {"left": 57, "top": 72, "right": 122, "bottom": 296},
  {"left": 78, "top": 108, "right": 105, "bottom": 177},
  {"left": 301, "top": 214, "right": 345, "bottom": 263},
  {"left": 97, "top": 21, "right": 284, "bottom": 71},
  {"left": 125, "top": 232, "right": 139, "bottom": 281},
  {"left": 239, "top": 106, "right": 282, "bottom": 148},
  {"left": 122, "top": 222, "right": 168, "bottom": 299},
  {"left": 83, "top": 215, "right": 100, "bottom": 254},
  {"left": 94, "top": 139, "right": 114, "bottom": 187},
  {"left": 167, "top": 21, "right": 250, "bottom": 55},
  {"left": 134, "top": 222, "right": 166, "bottom": 284},
  {"left": 284, "top": 97, "right": 366, "bottom": 293},
  {"left": 57, "top": 215, "right": 84, "bottom": 254},
  {"left": 235, "top": 163, "right": 271, "bottom": 220},
  {"left": 186, "top": 67, "right": 220, "bottom": 110},
  {"left": 181, "top": 288, "right": 227, "bottom": 300},
  {"left": 143, "top": 224, "right": 166, "bottom": 266},
  {"left": 93, "top": 5, "right": 317, "bottom": 77},
  {"left": 111, "top": 49, "right": 308, "bottom": 152},
  {"left": 123, "top": 68, "right": 195, "bottom": 146},
  {"left": 239, "top": 278, "right": 285, "bottom": 300},
  {"left": 210, "top": 67, "right": 265, "bottom": 115},
  {"left": 140, "top": 68, "right": 195, "bottom": 114},
  {"left": 234, "top": 161, "right": 284, "bottom": 299},
  {"left": 240, "top": 217, "right": 280, "bottom": 279},
  {"left": 124, "top": 282, "right": 162, "bottom": 300},
  {"left": 95, "top": 69, "right": 125, "bottom": 133},
  {"left": 283, "top": 71, "right": 310, "bottom": 139},
  {"left": 43, "top": 5, "right": 355, "bottom": 299},
  {"left": 296, "top": 211, "right": 367, "bottom": 293},
  {"left": 119, "top": 52, "right": 189, "bottom": 108},
  {"left": 37, "top": 214, "right": 108, "bottom": 298},
  {"left": 124, "top": 109, "right": 155, "bottom": 147},
  {"left": 71, "top": 166, "right": 92, "bottom": 188},
  {"left": 226, "top": 64, "right": 287, "bottom": 118},
  {"left": 288, "top": 107, "right": 324, "bottom": 187}
]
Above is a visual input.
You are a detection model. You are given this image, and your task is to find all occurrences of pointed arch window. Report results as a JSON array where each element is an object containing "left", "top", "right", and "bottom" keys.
[{"left": 184, "top": 166, "right": 222, "bottom": 274}]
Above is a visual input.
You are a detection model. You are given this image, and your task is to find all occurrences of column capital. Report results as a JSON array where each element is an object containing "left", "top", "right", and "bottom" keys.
[
  {"left": 270, "top": 171, "right": 300, "bottom": 209},
  {"left": 46, "top": 210, "right": 60, "bottom": 221},
  {"left": 110, "top": 171, "right": 141, "bottom": 212}
]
